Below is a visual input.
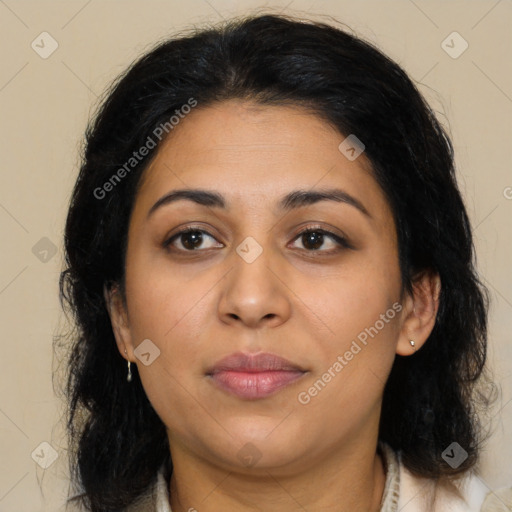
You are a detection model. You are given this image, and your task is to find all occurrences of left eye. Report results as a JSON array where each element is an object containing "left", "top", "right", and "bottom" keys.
[{"left": 290, "top": 228, "right": 351, "bottom": 253}]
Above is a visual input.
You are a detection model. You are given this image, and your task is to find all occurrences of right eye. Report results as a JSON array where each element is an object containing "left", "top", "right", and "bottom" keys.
[{"left": 163, "top": 227, "right": 224, "bottom": 252}]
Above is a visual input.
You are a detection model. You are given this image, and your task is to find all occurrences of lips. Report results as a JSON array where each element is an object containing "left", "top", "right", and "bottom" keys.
[
  {"left": 207, "top": 352, "right": 306, "bottom": 374},
  {"left": 206, "top": 352, "right": 307, "bottom": 400}
]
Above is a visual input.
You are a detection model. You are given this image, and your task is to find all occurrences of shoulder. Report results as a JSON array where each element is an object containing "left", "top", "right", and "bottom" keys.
[
  {"left": 123, "top": 488, "right": 158, "bottom": 512},
  {"left": 123, "top": 463, "right": 172, "bottom": 512},
  {"left": 395, "top": 451, "right": 512, "bottom": 511}
]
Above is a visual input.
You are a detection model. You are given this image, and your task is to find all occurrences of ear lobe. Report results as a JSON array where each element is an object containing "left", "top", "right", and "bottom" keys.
[
  {"left": 103, "top": 283, "right": 133, "bottom": 359},
  {"left": 396, "top": 270, "right": 441, "bottom": 356}
]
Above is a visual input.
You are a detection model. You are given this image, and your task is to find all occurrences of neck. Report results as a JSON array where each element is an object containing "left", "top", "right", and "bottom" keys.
[{"left": 168, "top": 436, "right": 386, "bottom": 512}]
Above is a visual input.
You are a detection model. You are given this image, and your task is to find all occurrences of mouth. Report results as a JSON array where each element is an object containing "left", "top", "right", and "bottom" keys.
[{"left": 205, "top": 352, "right": 307, "bottom": 400}]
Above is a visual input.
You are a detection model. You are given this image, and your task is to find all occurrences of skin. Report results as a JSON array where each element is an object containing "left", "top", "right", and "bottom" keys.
[{"left": 106, "top": 99, "right": 441, "bottom": 512}]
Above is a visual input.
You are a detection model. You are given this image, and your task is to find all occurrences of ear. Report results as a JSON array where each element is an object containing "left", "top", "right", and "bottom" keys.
[
  {"left": 103, "top": 283, "right": 134, "bottom": 361},
  {"left": 396, "top": 269, "right": 441, "bottom": 356}
]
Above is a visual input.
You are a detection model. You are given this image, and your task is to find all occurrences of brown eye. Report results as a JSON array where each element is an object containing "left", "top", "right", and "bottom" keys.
[
  {"left": 179, "top": 230, "right": 204, "bottom": 250},
  {"left": 164, "top": 228, "right": 222, "bottom": 251},
  {"left": 291, "top": 227, "right": 353, "bottom": 253},
  {"left": 301, "top": 231, "right": 325, "bottom": 250}
]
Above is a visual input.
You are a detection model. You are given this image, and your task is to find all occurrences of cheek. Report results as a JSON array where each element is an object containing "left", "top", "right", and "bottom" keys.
[
  {"left": 124, "top": 242, "right": 208, "bottom": 338},
  {"left": 311, "top": 250, "right": 401, "bottom": 343},
  {"left": 298, "top": 249, "right": 401, "bottom": 405},
  {"left": 297, "top": 284, "right": 399, "bottom": 429},
  {"left": 123, "top": 244, "right": 229, "bottom": 399},
  {"left": 123, "top": 261, "right": 212, "bottom": 432}
]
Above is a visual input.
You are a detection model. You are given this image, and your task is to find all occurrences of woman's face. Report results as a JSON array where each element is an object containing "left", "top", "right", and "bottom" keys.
[{"left": 112, "top": 99, "right": 410, "bottom": 474}]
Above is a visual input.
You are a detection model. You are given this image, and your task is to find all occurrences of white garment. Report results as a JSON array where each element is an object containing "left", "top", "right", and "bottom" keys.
[{"left": 142, "top": 443, "right": 511, "bottom": 512}]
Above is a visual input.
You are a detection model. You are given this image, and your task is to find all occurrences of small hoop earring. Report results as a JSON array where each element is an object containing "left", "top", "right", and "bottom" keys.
[{"left": 124, "top": 349, "right": 132, "bottom": 382}]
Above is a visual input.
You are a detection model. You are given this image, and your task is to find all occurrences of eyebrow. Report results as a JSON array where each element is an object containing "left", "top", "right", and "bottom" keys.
[{"left": 147, "top": 187, "right": 371, "bottom": 219}]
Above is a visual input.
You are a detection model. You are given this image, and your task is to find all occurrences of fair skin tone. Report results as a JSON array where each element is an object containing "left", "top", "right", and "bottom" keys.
[{"left": 106, "top": 99, "right": 440, "bottom": 512}]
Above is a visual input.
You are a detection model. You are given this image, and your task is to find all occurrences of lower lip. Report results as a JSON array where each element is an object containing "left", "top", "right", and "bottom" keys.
[{"left": 208, "top": 370, "right": 305, "bottom": 399}]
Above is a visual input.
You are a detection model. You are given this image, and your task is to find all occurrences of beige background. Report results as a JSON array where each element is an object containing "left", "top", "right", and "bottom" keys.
[{"left": 0, "top": 0, "right": 510, "bottom": 510}]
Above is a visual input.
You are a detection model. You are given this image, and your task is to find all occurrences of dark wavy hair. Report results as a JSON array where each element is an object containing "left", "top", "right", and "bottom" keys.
[{"left": 56, "top": 12, "right": 493, "bottom": 511}]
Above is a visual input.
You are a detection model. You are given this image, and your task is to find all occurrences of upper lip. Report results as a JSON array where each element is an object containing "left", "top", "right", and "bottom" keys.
[{"left": 206, "top": 352, "right": 306, "bottom": 375}]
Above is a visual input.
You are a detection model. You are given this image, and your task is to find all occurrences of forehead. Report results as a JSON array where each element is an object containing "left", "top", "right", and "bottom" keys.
[
  {"left": 148, "top": 100, "right": 362, "bottom": 166},
  {"left": 133, "top": 100, "right": 390, "bottom": 222}
]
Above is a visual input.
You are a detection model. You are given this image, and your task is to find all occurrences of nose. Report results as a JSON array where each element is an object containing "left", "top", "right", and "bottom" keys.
[{"left": 217, "top": 244, "right": 292, "bottom": 329}]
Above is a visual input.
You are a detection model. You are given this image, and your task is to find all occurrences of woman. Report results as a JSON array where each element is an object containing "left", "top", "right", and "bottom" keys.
[{"left": 58, "top": 13, "right": 509, "bottom": 512}]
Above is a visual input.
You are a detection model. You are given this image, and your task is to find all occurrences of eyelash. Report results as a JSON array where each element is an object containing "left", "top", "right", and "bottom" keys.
[{"left": 163, "top": 225, "right": 353, "bottom": 255}]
